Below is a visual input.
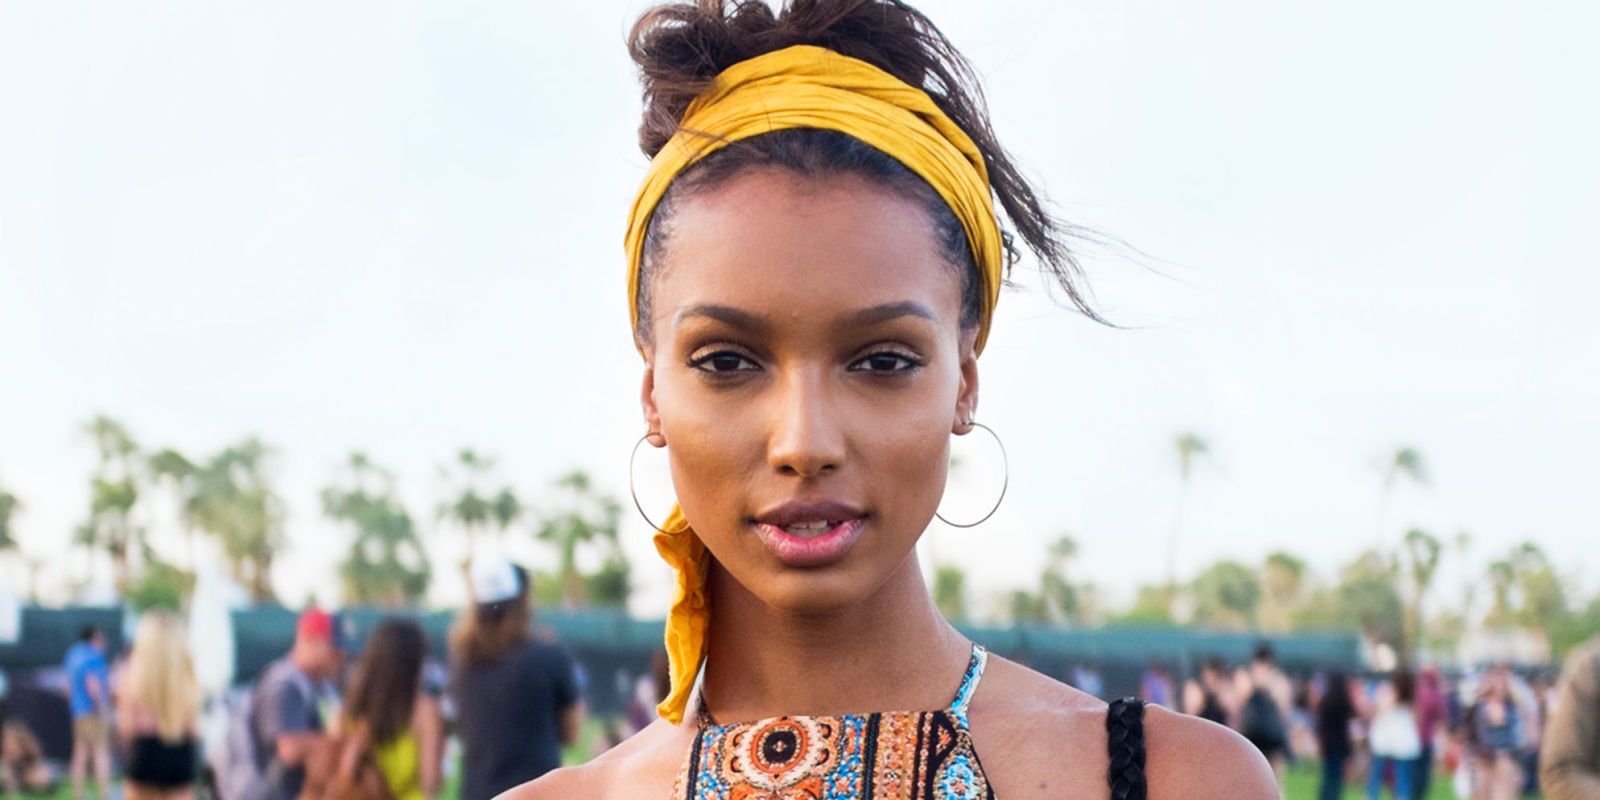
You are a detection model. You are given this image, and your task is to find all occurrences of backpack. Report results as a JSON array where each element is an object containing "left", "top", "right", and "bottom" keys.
[
  {"left": 214, "top": 666, "right": 309, "bottom": 800},
  {"left": 1241, "top": 687, "right": 1287, "bottom": 750},
  {"left": 299, "top": 724, "right": 395, "bottom": 800},
  {"left": 215, "top": 685, "right": 273, "bottom": 800}
]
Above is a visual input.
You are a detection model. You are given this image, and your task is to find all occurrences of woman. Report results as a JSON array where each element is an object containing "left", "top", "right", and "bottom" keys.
[
  {"left": 1183, "top": 657, "right": 1235, "bottom": 727},
  {"left": 448, "top": 558, "right": 582, "bottom": 800},
  {"left": 116, "top": 613, "right": 200, "bottom": 800},
  {"left": 1315, "top": 672, "right": 1357, "bottom": 800},
  {"left": 334, "top": 618, "right": 443, "bottom": 800},
  {"left": 513, "top": 1, "right": 1277, "bottom": 798},
  {"left": 1470, "top": 666, "right": 1524, "bottom": 800},
  {"left": 1367, "top": 670, "right": 1421, "bottom": 799}
]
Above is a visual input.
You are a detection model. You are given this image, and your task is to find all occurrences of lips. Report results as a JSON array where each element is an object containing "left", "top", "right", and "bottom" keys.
[{"left": 750, "top": 500, "right": 868, "bottom": 568}]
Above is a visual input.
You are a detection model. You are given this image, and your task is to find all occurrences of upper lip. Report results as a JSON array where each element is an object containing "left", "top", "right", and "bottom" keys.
[{"left": 751, "top": 500, "right": 867, "bottom": 528}]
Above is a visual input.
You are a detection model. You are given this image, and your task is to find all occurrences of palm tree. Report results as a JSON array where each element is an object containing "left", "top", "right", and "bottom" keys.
[
  {"left": 188, "top": 439, "right": 284, "bottom": 602},
  {"left": 81, "top": 415, "right": 143, "bottom": 592},
  {"left": 933, "top": 564, "right": 968, "bottom": 621},
  {"left": 147, "top": 448, "right": 198, "bottom": 568},
  {"left": 1484, "top": 558, "right": 1516, "bottom": 629},
  {"left": 1510, "top": 542, "right": 1567, "bottom": 640},
  {"left": 0, "top": 482, "right": 20, "bottom": 595},
  {"left": 1166, "top": 432, "right": 1211, "bottom": 595},
  {"left": 1039, "top": 535, "right": 1082, "bottom": 625},
  {"left": 0, "top": 483, "right": 18, "bottom": 552},
  {"left": 1376, "top": 447, "right": 1427, "bottom": 542},
  {"left": 439, "top": 449, "right": 504, "bottom": 571},
  {"left": 1401, "top": 528, "right": 1442, "bottom": 660},
  {"left": 492, "top": 487, "right": 522, "bottom": 541},
  {"left": 1190, "top": 559, "right": 1261, "bottom": 630},
  {"left": 323, "top": 453, "right": 430, "bottom": 606},
  {"left": 1259, "top": 551, "right": 1307, "bottom": 633},
  {"left": 535, "top": 470, "right": 624, "bottom": 607}
]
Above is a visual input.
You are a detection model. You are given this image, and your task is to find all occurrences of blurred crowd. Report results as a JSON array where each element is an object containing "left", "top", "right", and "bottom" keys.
[
  {"left": 1139, "top": 639, "right": 1600, "bottom": 799},
  {"left": 3, "top": 584, "right": 1596, "bottom": 800},
  {"left": 0, "top": 557, "right": 586, "bottom": 800}
]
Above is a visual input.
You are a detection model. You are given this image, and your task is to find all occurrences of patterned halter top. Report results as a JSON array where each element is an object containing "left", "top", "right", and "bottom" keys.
[{"left": 674, "top": 644, "right": 996, "bottom": 800}]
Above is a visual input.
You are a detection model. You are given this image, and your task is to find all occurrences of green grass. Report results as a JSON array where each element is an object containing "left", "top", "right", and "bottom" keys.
[{"left": 1282, "top": 760, "right": 1509, "bottom": 800}]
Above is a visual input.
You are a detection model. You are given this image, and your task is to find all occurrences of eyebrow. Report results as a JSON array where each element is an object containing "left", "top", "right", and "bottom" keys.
[
  {"left": 674, "top": 301, "right": 939, "bottom": 331},
  {"left": 847, "top": 300, "right": 939, "bottom": 327}
]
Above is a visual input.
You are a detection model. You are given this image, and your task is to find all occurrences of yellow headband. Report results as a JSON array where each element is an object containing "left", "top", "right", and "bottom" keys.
[{"left": 623, "top": 44, "right": 1004, "bottom": 724}]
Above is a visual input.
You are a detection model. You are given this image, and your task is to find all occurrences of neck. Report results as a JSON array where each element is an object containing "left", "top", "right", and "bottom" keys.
[{"left": 698, "top": 551, "right": 970, "bottom": 723}]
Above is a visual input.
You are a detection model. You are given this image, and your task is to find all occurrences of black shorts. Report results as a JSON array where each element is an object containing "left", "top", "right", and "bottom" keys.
[{"left": 125, "top": 735, "right": 199, "bottom": 789}]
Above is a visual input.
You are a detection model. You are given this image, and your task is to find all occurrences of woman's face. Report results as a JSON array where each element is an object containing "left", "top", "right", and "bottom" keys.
[{"left": 641, "top": 169, "right": 979, "bottom": 615}]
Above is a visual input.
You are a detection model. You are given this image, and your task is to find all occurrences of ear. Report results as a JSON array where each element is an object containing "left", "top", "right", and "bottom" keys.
[
  {"left": 952, "top": 331, "right": 980, "bottom": 435},
  {"left": 640, "top": 362, "right": 667, "bottom": 447}
]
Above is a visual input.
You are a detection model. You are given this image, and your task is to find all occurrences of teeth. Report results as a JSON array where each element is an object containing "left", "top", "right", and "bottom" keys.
[{"left": 780, "top": 520, "right": 835, "bottom": 535}]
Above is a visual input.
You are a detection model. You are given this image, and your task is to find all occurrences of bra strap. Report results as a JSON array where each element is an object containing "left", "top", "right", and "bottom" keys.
[
  {"left": 1107, "top": 697, "right": 1147, "bottom": 800},
  {"left": 947, "top": 643, "right": 988, "bottom": 727}
]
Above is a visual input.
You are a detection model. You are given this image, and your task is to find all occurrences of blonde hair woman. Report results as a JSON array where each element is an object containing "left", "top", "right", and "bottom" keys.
[{"left": 116, "top": 613, "right": 200, "bottom": 800}]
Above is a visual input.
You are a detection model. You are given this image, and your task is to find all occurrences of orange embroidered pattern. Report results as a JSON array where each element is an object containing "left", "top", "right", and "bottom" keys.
[{"left": 673, "top": 646, "right": 992, "bottom": 800}]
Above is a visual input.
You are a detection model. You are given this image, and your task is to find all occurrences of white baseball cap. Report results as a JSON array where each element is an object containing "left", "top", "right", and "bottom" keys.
[{"left": 470, "top": 556, "right": 526, "bottom": 605}]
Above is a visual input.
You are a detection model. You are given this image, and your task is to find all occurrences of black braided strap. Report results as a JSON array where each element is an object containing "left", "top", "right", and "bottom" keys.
[{"left": 1107, "top": 697, "right": 1147, "bottom": 800}]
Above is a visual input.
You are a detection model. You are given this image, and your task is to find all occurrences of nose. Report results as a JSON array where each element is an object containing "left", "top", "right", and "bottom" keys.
[{"left": 766, "top": 364, "right": 847, "bottom": 479}]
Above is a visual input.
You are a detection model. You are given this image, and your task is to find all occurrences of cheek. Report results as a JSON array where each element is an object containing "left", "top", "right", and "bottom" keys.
[
  {"left": 653, "top": 370, "right": 767, "bottom": 519},
  {"left": 866, "top": 407, "right": 951, "bottom": 535}
]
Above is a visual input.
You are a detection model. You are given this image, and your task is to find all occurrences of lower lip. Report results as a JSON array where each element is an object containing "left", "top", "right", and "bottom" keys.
[{"left": 751, "top": 518, "right": 866, "bottom": 568}]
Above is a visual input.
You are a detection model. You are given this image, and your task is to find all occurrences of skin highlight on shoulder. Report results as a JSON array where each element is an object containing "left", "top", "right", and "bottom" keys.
[
  {"left": 966, "top": 654, "right": 1279, "bottom": 799},
  {"left": 1144, "top": 705, "right": 1280, "bottom": 799}
]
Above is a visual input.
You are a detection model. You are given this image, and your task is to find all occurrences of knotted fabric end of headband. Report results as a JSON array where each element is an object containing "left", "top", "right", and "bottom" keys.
[{"left": 653, "top": 504, "right": 709, "bottom": 724}]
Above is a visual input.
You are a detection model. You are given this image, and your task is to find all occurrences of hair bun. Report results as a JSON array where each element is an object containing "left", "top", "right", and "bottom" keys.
[{"left": 628, "top": 0, "right": 966, "bottom": 158}]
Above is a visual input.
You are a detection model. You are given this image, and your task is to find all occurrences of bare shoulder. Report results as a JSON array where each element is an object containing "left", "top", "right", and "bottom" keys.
[
  {"left": 965, "top": 654, "right": 1117, "bottom": 798},
  {"left": 494, "top": 719, "right": 692, "bottom": 800},
  {"left": 1144, "top": 704, "right": 1278, "bottom": 799},
  {"left": 968, "top": 655, "right": 1276, "bottom": 799}
]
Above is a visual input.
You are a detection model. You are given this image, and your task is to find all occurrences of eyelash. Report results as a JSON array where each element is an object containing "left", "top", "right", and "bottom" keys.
[{"left": 686, "top": 347, "right": 924, "bottom": 377}]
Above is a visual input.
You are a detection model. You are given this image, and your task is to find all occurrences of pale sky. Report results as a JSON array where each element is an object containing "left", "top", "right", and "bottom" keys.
[{"left": 2, "top": 1, "right": 1596, "bottom": 619}]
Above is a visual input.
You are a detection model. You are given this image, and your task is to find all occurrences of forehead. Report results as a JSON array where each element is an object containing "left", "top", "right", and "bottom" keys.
[{"left": 650, "top": 170, "right": 962, "bottom": 330}]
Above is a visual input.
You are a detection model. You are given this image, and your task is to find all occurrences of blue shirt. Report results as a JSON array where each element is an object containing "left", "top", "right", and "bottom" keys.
[
  {"left": 63, "top": 641, "right": 109, "bottom": 718},
  {"left": 251, "top": 658, "right": 324, "bottom": 800}
]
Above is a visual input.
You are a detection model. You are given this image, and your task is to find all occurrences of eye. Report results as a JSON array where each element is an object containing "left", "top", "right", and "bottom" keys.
[
  {"left": 849, "top": 351, "right": 922, "bottom": 373},
  {"left": 689, "top": 349, "right": 761, "bottom": 375}
]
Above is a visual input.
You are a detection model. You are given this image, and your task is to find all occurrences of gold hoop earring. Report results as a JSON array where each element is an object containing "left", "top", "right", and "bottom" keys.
[
  {"left": 629, "top": 432, "right": 673, "bottom": 534},
  {"left": 935, "top": 421, "right": 1008, "bottom": 529}
]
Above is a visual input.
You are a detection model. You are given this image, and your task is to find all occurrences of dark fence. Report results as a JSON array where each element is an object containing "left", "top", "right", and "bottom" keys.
[{"left": 3, "top": 605, "right": 1362, "bottom": 719}]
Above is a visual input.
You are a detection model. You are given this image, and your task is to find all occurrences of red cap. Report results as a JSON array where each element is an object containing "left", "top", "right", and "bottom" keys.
[{"left": 296, "top": 608, "right": 344, "bottom": 649}]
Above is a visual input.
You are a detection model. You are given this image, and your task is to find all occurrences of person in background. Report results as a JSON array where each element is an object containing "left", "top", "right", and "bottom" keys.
[
  {"left": 117, "top": 613, "right": 201, "bottom": 800},
  {"left": 1141, "top": 662, "right": 1175, "bottom": 708},
  {"left": 1471, "top": 664, "right": 1525, "bottom": 800},
  {"left": 1367, "top": 669, "right": 1421, "bottom": 799},
  {"left": 448, "top": 558, "right": 582, "bottom": 800},
  {"left": 1241, "top": 642, "right": 1293, "bottom": 783},
  {"left": 625, "top": 650, "right": 672, "bottom": 739},
  {"left": 64, "top": 625, "right": 113, "bottom": 800},
  {"left": 3, "top": 666, "right": 59, "bottom": 797},
  {"left": 1183, "top": 656, "right": 1234, "bottom": 727},
  {"left": 1413, "top": 666, "right": 1449, "bottom": 800},
  {"left": 251, "top": 608, "right": 346, "bottom": 800},
  {"left": 2, "top": 717, "right": 58, "bottom": 795},
  {"left": 1540, "top": 634, "right": 1600, "bottom": 799},
  {"left": 1068, "top": 662, "right": 1103, "bottom": 699},
  {"left": 333, "top": 618, "right": 444, "bottom": 800},
  {"left": 1316, "top": 671, "right": 1357, "bottom": 800}
]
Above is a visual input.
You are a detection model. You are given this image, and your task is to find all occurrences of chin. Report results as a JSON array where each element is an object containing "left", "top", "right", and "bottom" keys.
[{"left": 743, "top": 558, "right": 905, "bottom": 617}]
